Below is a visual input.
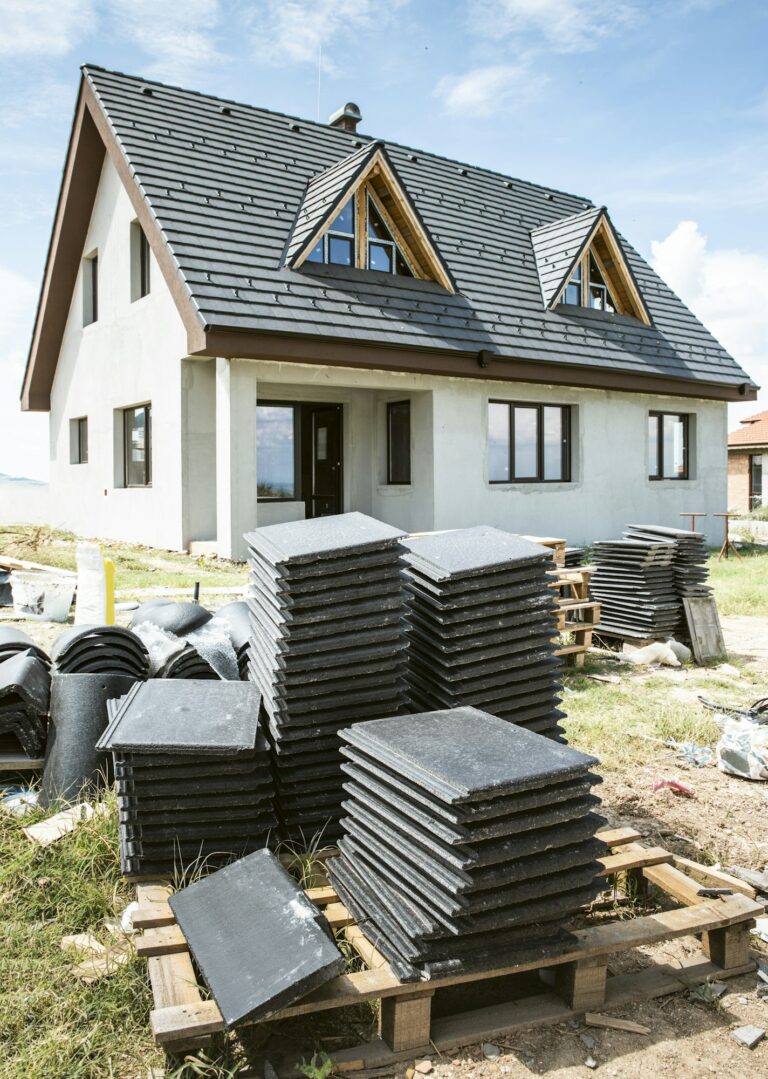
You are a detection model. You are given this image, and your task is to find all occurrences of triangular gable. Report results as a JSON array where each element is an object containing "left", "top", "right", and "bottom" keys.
[
  {"left": 286, "top": 143, "right": 455, "bottom": 292},
  {"left": 531, "top": 207, "right": 651, "bottom": 325}
]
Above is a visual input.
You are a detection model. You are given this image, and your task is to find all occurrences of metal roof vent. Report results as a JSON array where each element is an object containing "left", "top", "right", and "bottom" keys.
[{"left": 328, "top": 102, "right": 362, "bottom": 133}]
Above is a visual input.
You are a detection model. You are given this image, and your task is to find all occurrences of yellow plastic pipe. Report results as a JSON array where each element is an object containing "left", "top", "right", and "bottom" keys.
[{"left": 104, "top": 558, "right": 115, "bottom": 625}]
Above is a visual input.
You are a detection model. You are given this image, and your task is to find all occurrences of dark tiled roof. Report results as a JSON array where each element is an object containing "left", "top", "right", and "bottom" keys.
[
  {"left": 530, "top": 207, "right": 601, "bottom": 307},
  {"left": 84, "top": 65, "right": 754, "bottom": 390}
]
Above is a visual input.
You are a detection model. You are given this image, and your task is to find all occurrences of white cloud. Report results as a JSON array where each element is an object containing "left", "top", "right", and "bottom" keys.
[
  {"left": 108, "top": 0, "right": 224, "bottom": 83},
  {"left": 246, "top": 0, "right": 408, "bottom": 73},
  {"left": 0, "top": 266, "right": 49, "bottom": 480},
  {"left": 0, "top": 0, "right": 93, "bottom": 56},
  {"left": 435, "top": 62, "right": 547, "bottom": 117},
  {"left": 468, "top": 0, "right": 639, "bottom": 53},
  {"left": 651, "top": 221, "right": 768, "bottom": 421}
]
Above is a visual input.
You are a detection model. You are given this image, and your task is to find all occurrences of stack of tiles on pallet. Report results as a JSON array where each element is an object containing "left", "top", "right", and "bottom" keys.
[
  {"left": 401, "top": 527, "right": 564, "bottom": 740},
  {"left": 328, "top": 707, "right": 606, "bottom": 982},
  {"left": 591, "top": 537, "right": 679, "bottom": 639},
  {"left": 98, "top": 680, "right": 276, "bottom": 875},
  {"left": 0, "top": 650, "right": 50, "bottom": 759},
  {"left": 244, "top": 512, "right": 409, "bottom": 846},
  {"left": 624, "top": 524, "right": 712, "bottom": 637}
]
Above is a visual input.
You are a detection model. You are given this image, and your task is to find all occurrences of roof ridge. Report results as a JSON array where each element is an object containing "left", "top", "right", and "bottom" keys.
[{"left": 80, "top": 63, "right": 595, "bottom": 205}]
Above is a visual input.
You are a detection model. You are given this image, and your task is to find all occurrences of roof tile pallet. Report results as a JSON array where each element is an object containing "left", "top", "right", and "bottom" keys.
[
  {"left": 98, "top": 680, "right": 276, "bottom": 876},
  {"left": 328, "top": 707, "right": 606, "bottom": 981},
  {"left": 401, "top": 527, "right": 565, "bottom": 740},
  {"left": 244, "top": 512, "right": 410, "bottom": 848}
]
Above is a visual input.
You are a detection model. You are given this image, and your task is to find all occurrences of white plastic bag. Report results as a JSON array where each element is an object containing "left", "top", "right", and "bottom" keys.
[
  {"left": 715, "top": 714, "right": 768, "bottom": 780},
  {"left": 625, "top": 642, "right": 680, "bottom": 667}
]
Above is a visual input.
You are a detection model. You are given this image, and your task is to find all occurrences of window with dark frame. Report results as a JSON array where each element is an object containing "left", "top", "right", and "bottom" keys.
[
  {"left": 82, "top": 253, "right": 98, "bottom": 326},
  {"left": 123, "top": 404, "right": 152, "bottom": 487},
  {"left": 70, "top": 417, "right": 88, "bottom": 464},
  {"left": 131, "top": 222, "right": 151, "bottom": 300},
  {"left": 386, "top": 400, "right": 411, "bottom": 484},
  {"left": 256, "top": 403, "right": 300, "bottom": 500},
  {"left": 648, "top": 411, "right": 689, "bottom": 480},
  {"left": 488, "top": 401, "right": 571, "bottom": 484}
]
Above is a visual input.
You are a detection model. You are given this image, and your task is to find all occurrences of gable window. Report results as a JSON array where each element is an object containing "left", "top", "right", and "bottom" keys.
[
  {"left": 305, "top": 192, "right": 414, "bottom": 276},
  {"left": 82, "top": 253, "right": 98, "bottom": 326},
  {"left": 130, "top": 222, "right": 151, "bottom": 301},
  {"left": 648, "top": 411, "right": 689, "bottom": 480},
  {"left": 560, "top": 251, "right": 616, "bottom": 312},
  {"left": 488, "top": 402, "right": 571, "bottom": 483},
  {"left": 69, "top": 417, "right": 88, "bottom": 464},
  {"left": 124, "top": 404, "right": 152, "bottom": 487},
  {"left": 387, "top": 400, "right": 411, "bottom": 484}
]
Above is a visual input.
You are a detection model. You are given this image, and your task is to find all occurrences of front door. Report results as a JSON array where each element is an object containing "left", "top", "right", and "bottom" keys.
[{"left": 302, "top": 404, "right": 342, "bottom": 517}]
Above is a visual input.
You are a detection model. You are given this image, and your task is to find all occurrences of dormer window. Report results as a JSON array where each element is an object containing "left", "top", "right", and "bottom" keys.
[
  {"left": 560, "top": 252, "right": 616, "bottom": 312},
  {"left": 305, "top": 192, "right": 414, "bottom": 276},
  {"left": 306, "top": 198, "right": 356, "bottom": 266},
  {"left": 287, "top": 142, "right": 452, "bottom": 288},
  {"left": 367, "top": 197, "right": 413, "bottom": 276}
]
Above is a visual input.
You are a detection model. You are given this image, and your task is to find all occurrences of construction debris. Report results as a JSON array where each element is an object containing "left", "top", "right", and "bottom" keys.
[
  {"left": 168, "top": 848, "right": 345, "bottom": 1028},
  {"left": 328, "top": 707, "right": 606, "bottom": 980},
  {"left": 23, "top": 802, "right": 108, "bottom": 846},
  {"left": 98, "top": 680, "right": 276, "bottom": 875},
  {"left": 244, "top": 512, "right": 409, "bottom": 845},
  {"left": 401, "top": 528, "right": 564, "bottom": 739},
  {"left": 585, "top": 1013, "right": 650, "bottom": 1034},
  {"left": 731, "top": 1025, "right": 766, "bottom": 1049}
]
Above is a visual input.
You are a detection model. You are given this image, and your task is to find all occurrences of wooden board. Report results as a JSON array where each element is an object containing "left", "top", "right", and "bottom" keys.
[
  {"left": 0, "top": 754, "right": 45, "bottom": 773},
  {"left": 683, "top": 597, "right": 726, "bottom": 663}
]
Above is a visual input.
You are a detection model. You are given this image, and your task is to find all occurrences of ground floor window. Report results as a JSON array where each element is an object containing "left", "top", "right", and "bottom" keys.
[
  {"left": 648, "top": 411, "right": 689, "bottom": 480},
  {"left": 123, "top": 404, "right": 151, "bottom": 487},
  {"left": 751, "top": 453, "right": 763, "bottom": 508},
  {"left": 488, "top": 401, "right": 571, "bottom": 483},
  {"left": 256, "top": 404, "right": 298, "bottom": 499},
  {"left": 69, "top": 417, "right": 88, "bottom": 464},
  {"left": 256, "top": 401, "right": 343, "bottom": 518},
  {"left": 386, "top": 400, "right": 411, "bottom": 484}
]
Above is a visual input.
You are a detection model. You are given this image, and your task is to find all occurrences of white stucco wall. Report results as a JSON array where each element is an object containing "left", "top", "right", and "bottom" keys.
[
  {"left": 0, "top": 483, "right": 50, "bottom": 525},
  {"left": 211, "top": 357, "right": 727, "bottom": 560},
  {"left": 48, "top": 155, "right": 189, "bottom": 550}
]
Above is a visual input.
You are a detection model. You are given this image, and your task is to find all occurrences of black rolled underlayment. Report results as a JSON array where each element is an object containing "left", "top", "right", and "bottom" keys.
[
  {"left": 169, "top": 848, "right": 345, "bottom": 1028},
  {"left": 327, "top": 707, "right": 606, "bottom": 982},
  {"left": 97, "top": 679, "right": 276, "bottom": 876},
  {"left": 51, "top": 624, "right": 150, "bottom": 679},
  {"left": 244, "top": 512, "right": 409, "bottom": 848},
  {"left": 130, "top": 601, "right": 212, "bottom": 636},
  {"left": 400, "top": 527, "right": 565, "bottom": 740},
  {"left": 39, "top": 671, "right": 138, "bottom": 809},
  {"left": 0, "top": 649, "right": 51, "bottom": 758}
]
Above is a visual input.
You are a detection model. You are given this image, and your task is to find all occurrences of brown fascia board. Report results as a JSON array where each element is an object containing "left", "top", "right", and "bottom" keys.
[
  {"left": 21, "top": 84, "right": 103, "bottom": 411},
  {"left": 21, "top": 75, "right": 206, "bottom": 412},
  {"left": 196, "top": 328, "right": 758, "bottom": 403}
]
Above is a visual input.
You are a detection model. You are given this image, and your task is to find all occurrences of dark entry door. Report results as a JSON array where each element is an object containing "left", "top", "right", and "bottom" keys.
[{"left": 302, "top": 404, "right": 342, "bottom": 518}]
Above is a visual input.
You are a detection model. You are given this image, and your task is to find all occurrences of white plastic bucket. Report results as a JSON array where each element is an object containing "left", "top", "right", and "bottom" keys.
[{"left": 10, "top": 571, "right": 75, "bottom": 623}]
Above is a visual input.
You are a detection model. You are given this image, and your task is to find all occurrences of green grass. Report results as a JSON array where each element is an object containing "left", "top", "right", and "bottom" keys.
[
  {"left": 0, "top": 525, "right": 245, "bottom": 593},
  {"left": 707, "top": 545, "right": 768, "bottom": 616}
]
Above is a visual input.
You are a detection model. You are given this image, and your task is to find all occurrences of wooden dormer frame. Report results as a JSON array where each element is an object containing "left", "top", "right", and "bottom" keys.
[
  {"left": 552, "top": 211, "right": 652, "bottom": 326},
  {"left": 290, "top": 147, "right": 455, "bottom": 293}
]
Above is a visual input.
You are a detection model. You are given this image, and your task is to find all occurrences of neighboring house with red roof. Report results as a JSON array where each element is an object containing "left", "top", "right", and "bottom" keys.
[{"left": 728, "top": 411, "right": 768, "bottom": 511}]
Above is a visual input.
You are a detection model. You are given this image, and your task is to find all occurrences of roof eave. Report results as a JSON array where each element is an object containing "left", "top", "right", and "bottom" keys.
[{"left": 193, "top": 324, "right": 757, "bottom": 403}]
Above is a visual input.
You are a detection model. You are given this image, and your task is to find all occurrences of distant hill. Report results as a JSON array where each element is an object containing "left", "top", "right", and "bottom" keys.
[{"left": 0, "top": 473, "right": 47, "bottom": 486}]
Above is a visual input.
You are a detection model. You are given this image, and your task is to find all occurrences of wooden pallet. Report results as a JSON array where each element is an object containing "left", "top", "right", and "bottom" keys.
[
  {"left": 135, "top": 828, "right": 762, "bottom": 1068},
  {"left": 551, "top": 567, "right": 600, "bottom": 667}
]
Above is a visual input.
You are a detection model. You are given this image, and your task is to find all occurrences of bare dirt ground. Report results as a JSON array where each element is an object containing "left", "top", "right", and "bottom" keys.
[{"left": 404, "top": 615, "right": 768, "bottom": 1079}]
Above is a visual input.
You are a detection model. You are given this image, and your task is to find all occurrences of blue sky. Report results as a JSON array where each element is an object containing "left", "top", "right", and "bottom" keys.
[{"left": 1, "top": 0, "right": 767, "bottom": 480}]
